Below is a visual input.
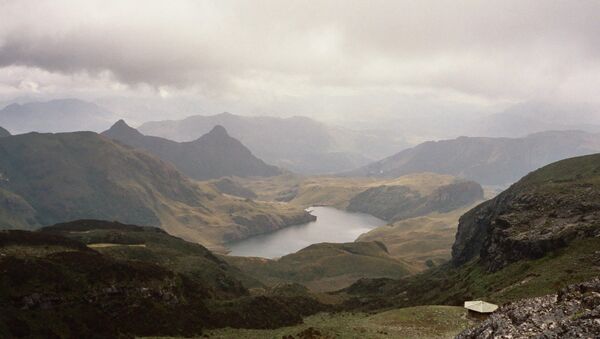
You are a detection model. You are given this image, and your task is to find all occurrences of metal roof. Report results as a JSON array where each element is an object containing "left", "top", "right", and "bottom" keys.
[{"left": 464, "top": 300, "right": 498, "bottom": 313}]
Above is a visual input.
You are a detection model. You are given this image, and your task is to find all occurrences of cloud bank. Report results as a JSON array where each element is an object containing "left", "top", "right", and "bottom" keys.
[{"left": 1, "top": 0, "right": 599, "bottom": 123}]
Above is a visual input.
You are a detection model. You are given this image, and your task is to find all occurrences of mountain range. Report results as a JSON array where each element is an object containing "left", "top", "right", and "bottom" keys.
[
  {"left": 102, "top": 120, "right": 282, "bottom": 180},
  {"left": 138, "top": 112, "right": 408, "bottom": 174},
  {"left": 0, "top": 131, "right": 312, "bottom": 248},
  {"left": 0, "top": 98, "right": 114, "bottom": 134},
  {"left": 348, "top": 130, "right": 600, "bottom": 186}
]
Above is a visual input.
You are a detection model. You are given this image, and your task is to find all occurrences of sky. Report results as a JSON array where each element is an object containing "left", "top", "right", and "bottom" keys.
[{"left": 0, "top": 0, "right": 599, "bottom": 127}]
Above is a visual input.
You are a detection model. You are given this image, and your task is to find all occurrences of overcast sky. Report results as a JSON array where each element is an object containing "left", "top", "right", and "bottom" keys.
[{"left": 0, "top": 0, "right": 599, "bottom": 126}]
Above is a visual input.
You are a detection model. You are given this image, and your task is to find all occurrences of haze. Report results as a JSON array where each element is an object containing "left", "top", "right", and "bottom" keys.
[{"left": 1, "top": 0, "right": 599, "bottom": 140}]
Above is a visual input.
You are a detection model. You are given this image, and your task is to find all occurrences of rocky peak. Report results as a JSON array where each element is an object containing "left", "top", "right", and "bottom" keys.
[{"left": 103, "top": 119, "right": 143, "bottom": 138}]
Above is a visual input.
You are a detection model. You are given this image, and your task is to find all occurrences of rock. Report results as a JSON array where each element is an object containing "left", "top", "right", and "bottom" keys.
[{"left": 457, "top": 277, "right": 600, "bottom": 338}]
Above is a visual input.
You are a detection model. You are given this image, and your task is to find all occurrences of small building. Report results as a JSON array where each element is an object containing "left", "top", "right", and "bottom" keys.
[{"left": 464, "top": 300, "right": 498, "bottom": 315}]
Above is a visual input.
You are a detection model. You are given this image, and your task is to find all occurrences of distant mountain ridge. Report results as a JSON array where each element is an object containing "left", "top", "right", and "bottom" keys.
[
  {"left": 0, "top": 98, "right": 114, "bottom": 133},
  {"left": 348, "top": 130, "right": 600, "bottom": 185},
  {"left": 138, "top": 112, "right": 408, "bottom": 174},
  {"left": 0, "top": 126, "right": 9, "bottom": 137},
  {"left": 102, "top": 120, "right": 281, "bottom": 180}
]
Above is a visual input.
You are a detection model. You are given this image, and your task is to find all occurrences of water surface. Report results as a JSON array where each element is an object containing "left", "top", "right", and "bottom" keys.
[{"left": 226, "top": 206, "right": 387, "bottom": 258}]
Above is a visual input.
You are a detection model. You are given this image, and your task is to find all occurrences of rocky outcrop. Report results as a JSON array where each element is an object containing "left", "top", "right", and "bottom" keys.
[
  {"left": 347, "top": 181, "right": 483, "bottom": 222},
  {"left": 452, "top": 153, "right": 600, "bottom": 271},
  {"left": 458, "top": 277, "right": 600, "bottom": 338}
]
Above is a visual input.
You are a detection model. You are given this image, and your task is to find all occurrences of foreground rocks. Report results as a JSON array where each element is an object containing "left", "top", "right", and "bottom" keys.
[{"left": 457, "top": 277, "right": 600, "bottom": 338}]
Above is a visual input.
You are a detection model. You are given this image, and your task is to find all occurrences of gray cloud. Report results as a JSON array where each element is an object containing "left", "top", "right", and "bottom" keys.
[{"left": 1, "top": 0, "right": 600, "bottom": 124}]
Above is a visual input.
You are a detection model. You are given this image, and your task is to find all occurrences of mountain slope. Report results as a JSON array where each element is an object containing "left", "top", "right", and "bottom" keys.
[
  {"left": 0, "top": 126, "right": 9, "bottom": 137},
  {"left": 103, "top": 120, "right": 281, "bottom": 180},
  {"left": 341, "top": 153, "right": 600, "bottom": 310},
  {"left": 138, "top": 112, "right": 407, "bottom": 174},
  {"left": 0, "top": 132, "right": 313, "bottom": 248},
  {"left": 349, "top": 130, "right": 600, "bottom": 185},
  {"left": 0, "top": 98, "right": 114, "bottom": 134}
]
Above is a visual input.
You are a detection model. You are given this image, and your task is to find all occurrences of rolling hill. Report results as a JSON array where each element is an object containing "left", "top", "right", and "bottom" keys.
[
  {"left": 0, "top": 131, "right": 313, "bottom": 248},
  {"left": 224, "top": 241, "right": 416, "bottom": 292},
  {"left": 102, "top": 120, "right": 281, "bottom": 180},
  {"left": 138, "top": 112, "right": 408, "bottom": 174},
  {"left": 348, "top": 130, "right": 600, "bottom": 185},
  {"left": 0, "top": 98, "right": 114, "bottom": 134}
]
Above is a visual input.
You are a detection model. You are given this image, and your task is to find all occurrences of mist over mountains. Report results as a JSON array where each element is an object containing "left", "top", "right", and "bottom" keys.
[
  {"left": 349, "top": 130, "right": 600, "bottom": 185},
  {"left": 102, "top": 120, "right": 282, "bottom": 180},
  {"left": 138, "top": 112, "right": 408, "bottom": 174},
  {"left": 0, "top": 99, "right": 115, "bottom": 134}
]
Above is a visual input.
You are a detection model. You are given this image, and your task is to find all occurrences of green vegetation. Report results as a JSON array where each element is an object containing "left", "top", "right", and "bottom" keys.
[
  {"left": 150, "top": 306, "right": 474, "bottom": 339},
  {"left": 342, "top": 237, "right": 600, "bottom": 310},
  {"left": 224, "top": 242, "right": 416, "bottom": 292}
]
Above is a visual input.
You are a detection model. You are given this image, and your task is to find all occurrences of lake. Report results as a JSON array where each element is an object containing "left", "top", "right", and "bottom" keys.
[{"left": 226, "top": 206, "right": 387, "bottom": 258}]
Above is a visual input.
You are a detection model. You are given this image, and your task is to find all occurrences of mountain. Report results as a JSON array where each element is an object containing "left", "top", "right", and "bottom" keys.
[
  {"left": 0, "top": 98, "right": 114, "bottom": 134},
  {"left": 102, "top": 120, "right": 281, "bottom": 180},
  {"left": 0, "top": 131, "right": 314, "bottom": 248},
  {"left": 138, "top": 112, "right": 408, "bottom": 174},
  {"left": 341, "top": 153, "right": 600, "bottom": 311},
  {"left": 348, "top": 130, "right": 600, "bottom": 186},
  {"left": 0, "top": 221, "right": 328, "bottom": 338},
  {"left": 0, "top": 126, "right": 9, "bottom": 137}
]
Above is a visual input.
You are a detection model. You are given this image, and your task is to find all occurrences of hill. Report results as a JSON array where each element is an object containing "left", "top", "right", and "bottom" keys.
[
  {"left": 102, "top": 120, "right": 281, "bottom": 180},
  {"left": 0, "top": 126, "right": 9, "bottom": 137},
  {"left": 0, "top": 132, "right": 313, "bottom": 248},
  {"left": 348, "top": 130, "right": 600, "bottom": 185},
  {"left": 0, "top": 222, "right": 328, "bottom": 338},
  {"left": 340, "top": 153, "right": 600, "bottom": 311},
  {"left": 138, "top": 112, "right": 408, "bottom": 174},
  {"left": 241, "top": 173, "right": 483, "bottom": 223},
  {"left": 0, "top": 98, "right": 114, "bottom": 134},
  {"left": 224, "top": 241, "right": 415, "bottom": 292}
]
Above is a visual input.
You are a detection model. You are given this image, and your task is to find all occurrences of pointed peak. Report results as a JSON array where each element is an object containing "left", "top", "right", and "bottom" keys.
[{"left": 103, "top": 119, "right": 142, "bottom": 137}]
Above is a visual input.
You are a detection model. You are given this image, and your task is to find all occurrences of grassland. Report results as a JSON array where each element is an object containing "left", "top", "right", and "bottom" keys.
[
  {"left": 148, "top": 305, "right": 475, "bottom": 339},
  {"left": 356, "top": 204, "right": 480, "bottom": 270}
]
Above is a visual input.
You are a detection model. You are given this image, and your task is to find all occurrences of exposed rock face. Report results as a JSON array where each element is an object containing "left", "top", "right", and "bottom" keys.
[
  {"left": 347, "top": 181, "right": 483, "bottom": 222},
  {"left": 452, "top": 153, "right": 600, "bottom": 271},
  {"left": 457, "top": 277, "right": 600, "bottom": 338}
]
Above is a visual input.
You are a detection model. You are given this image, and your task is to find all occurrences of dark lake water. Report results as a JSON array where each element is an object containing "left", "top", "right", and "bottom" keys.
[{"left": 226, "top": 206, "right": 387, "bottom": 258}]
